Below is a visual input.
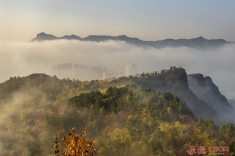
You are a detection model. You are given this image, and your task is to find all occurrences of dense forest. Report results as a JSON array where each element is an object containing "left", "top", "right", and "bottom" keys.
[{"left": 0, "top": 67, "right": 234, "bottom": 155}]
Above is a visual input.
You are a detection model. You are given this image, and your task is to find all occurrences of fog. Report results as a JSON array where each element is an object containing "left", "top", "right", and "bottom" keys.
[
  {"left": 0, "top": 86, "right": 75, "bottom": 154},
  {"left": 0, "top": 40, "right": 234, "bottom": 99}
]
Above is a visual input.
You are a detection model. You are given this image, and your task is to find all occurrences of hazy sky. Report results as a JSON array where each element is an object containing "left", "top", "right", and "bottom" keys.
[
  {"left": 0, "top": 1, "right": 235, "bottom": 99},
  {"left": 1, "top": 0, "right": 235, "bottom": 42}
]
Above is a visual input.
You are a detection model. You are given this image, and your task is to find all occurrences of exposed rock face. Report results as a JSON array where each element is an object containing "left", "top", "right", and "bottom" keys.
[
  {"left": 188, "top": 73, "right": 234, "bottom": 124},
  {"left": 132, "top": 67, "right": 219, "bottom": 121},
  {"left": 188, "top": 74, "right": 231, "bottom": 109},
  {"left": 131, "top": 67, "right": 234, "bottom": 124}
]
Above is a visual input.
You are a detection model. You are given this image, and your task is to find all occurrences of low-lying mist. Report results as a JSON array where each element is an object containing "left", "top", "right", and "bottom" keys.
[{"left": 0, "top": 40, "right": 234, "bottom": 98}]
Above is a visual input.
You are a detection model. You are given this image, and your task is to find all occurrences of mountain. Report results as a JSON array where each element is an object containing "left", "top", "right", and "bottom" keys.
[
  {"left": 131, "top": 67, "right": 234, "bottom": 124},
  {"left": 31, "top": 32, "right": 232, "bottom": 49},
  {"left": 228, "top": 99, "right": 235, "bottom": 108},
  {"left": 1, "top": 67, "right": 235, "bottom": 155},
  {"left": 31, "top": 32, "right": 57, "bottom": 41},
  {"left": 188, "top": 73, "right": 234, "bottom": 123},
  {"left": 188, "top": 73, "right": 232, "bottom": 110},
  {"left": 0, "top": 67, "right": 233, "bottom": 124}
]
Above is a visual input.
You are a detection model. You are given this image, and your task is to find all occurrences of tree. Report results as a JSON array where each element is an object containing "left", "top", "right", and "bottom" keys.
[
  {"left": 220, "top": 123, "right": 235, "bottom": 138},
  {"left": 54, "top": 128, "right": 96, "bottom": 156}
]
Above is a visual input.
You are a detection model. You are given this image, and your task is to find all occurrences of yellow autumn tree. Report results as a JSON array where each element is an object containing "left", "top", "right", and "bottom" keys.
[{"left": 53, "top": 127, "right": 96, "bottom": 156}]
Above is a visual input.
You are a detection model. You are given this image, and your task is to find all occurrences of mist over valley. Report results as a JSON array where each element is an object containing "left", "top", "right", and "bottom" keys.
[{"left": 1, "top": 35, "right": 235, "bottom": 99}]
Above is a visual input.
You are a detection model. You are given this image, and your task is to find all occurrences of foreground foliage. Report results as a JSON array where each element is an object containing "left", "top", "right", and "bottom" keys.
[
  {"left": 0, "top": 70, "right": 234, "bottom": 155},
  {"left": 54, "top": 128, "right": 96, "bottom": 156}
]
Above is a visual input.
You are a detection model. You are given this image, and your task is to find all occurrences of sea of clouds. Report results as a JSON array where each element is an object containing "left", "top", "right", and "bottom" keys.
[{"left": 0, "top": 40, "right": 234, "bottom": 99}]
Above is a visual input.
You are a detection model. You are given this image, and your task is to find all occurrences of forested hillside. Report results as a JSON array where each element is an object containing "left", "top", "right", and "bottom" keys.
[{"left": 0, "top": 68, "right": 234, "bottom": 155}]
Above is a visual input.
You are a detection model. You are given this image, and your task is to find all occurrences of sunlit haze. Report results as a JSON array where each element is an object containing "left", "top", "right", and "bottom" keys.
[
  {"left": 0, "top": 1, "right": 235, "bottom": 99},
  {"left": 1, "top": 0, "right": 235, "bottom": 42}
]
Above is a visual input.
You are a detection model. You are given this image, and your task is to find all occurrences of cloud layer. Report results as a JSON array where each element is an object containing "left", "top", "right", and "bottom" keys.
[{"left": 0, "top": 40, "right": 234, "bottom": 98}]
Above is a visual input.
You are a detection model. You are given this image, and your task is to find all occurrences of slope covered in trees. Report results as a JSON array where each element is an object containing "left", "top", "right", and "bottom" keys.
[{"left": 0, "top": 67, "right": 234, "bottom": 155}]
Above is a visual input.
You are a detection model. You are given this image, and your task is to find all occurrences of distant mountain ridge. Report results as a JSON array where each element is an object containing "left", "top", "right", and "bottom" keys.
[{"left": 31, "top": 32, "right": 233, "bottom": 49}]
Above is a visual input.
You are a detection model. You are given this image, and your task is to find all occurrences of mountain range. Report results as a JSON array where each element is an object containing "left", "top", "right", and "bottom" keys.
[{"left": 31, "top": 32, "right": 233, "bottom": 49}]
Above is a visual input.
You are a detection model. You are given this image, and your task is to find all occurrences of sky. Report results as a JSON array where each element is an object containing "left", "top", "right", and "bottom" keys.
[
  {"left": 0, "top": 1, "right": 235, "bottom": 99},
  {"left": 1, "top": 0, "right": 235, "bottom": 42}
]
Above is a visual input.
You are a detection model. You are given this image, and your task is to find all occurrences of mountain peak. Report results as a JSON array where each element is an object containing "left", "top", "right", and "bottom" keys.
[
  {"left": 37, "top": 32, "right": 45, "bottom": 35},
  {"left": 197, "top": 36, "right": 205, "bottom": 39},
  {"left": 36, "top": 32, "right": 54, "bottom": 37},
  {"left": 118, "top": 34, "right": 128, "bottom": 37},
  {"left": 191, "top": 36, "right": 206, "bottom": 41},
  {"left": 32, "top": 32, "right": 57, "bottom": 41},
  {"left": 61, "top": 34, "right": 81, "bottom": 40}
]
